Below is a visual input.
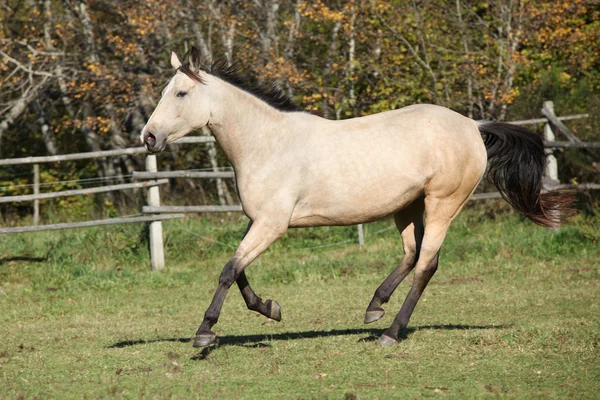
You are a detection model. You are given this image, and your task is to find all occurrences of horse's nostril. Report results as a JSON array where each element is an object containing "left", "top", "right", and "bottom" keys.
[{"left": 145, "top": 132, "right": 156, "bottom": 147}]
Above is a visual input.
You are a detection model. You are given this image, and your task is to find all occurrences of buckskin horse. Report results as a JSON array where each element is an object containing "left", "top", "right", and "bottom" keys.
[{"left": 141, "top": 47, "right": 573, "bottom": 347}]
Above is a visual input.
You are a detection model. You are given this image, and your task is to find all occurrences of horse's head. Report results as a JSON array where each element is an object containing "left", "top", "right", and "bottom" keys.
[{"left": 141, "top": 47, "right": 211, "bottom": 152}]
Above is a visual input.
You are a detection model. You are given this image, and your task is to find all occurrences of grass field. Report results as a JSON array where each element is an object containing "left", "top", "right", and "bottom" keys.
[{"left": 1, "top": 206, "right": 599, "bottom": 399}]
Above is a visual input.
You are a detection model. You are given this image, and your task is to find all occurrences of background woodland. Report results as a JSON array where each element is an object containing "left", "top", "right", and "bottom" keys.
[{"left": 1, "top": 0, "right": 599, "bottom": 218}]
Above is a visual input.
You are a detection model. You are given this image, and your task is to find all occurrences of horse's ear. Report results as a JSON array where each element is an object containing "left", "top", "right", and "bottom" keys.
[
  {"left": 188, "top": 46, "right": 201, "bottom": 72},
  {"left": 171, "top": 51, "right": 182, "bottom": 69}
]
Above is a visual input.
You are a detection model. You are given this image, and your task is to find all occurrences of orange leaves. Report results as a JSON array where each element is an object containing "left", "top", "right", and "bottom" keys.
[
  {"left": 300, "top": 0, "right": 344, "bottom": 22},
  {"left": 72, "top": 81, "right": 97, "bottom": 100},
  {"left": 520, "top": 0, "right": 600, "bottom": 90},
  {"left": 124, "top": 0, "right": 171, "bottom": 39},
  {"left": 499, "top": 87, "right": 520, "bottom": 105}
]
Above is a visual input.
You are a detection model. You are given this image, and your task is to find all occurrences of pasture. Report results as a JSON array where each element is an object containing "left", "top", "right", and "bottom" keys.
[{"left": 1, "top": 207, "right": 599, "bottom": 399}]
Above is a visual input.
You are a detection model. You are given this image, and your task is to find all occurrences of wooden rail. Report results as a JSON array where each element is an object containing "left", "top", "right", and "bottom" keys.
[
  {"left": 509, "top": 113, "right": 589, "bottom": 126},
  {"left": 0, "top": 147, "right": 147, "bottom": 166},
  {"left": 544, "top": 141, "right": 600, "bottom": 149},
  {"left": 0, "top": 214, "right": 184, "bottom": 234},
  {"left": 133, "top": 171, "right": 235, "bottom": 179},
  {"left": 0, "top": 136, "right": 215, "bottom": 166},
  {"left": 0, "top": 179, "right": 167, "bottom": 203},
  {"left": 144, "top": 205, "right": 243, "bottom": 213}
]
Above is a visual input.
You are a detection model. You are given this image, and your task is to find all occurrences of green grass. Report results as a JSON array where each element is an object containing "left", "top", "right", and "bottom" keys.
[{"left": 1, "top": 207, "right": 599, "bottom": 399}]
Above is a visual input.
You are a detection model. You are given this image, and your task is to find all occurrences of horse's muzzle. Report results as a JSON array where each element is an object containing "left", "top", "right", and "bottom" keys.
[{"left": 142, "top": 131, "right": 164, "bottom": 153}]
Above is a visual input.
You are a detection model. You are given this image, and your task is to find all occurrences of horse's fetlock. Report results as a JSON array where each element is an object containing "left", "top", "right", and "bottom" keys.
[
  {"left": 374, "top": 288, "right": 390, "bottom": 304},
  {"left": 246, "top": 297, "right": 260, "bottom": 311}
]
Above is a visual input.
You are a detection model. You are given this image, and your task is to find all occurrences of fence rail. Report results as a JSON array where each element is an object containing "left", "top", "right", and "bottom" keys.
[
  {"left": 509, "top": 113, "right": 589, "bottom": 126},
  {"left": 133, "top": 171, "right": 235, "bottom": 179},
  {"left": 0, "top": 179, "right": 168, "bottom": 203},
  {"left": 0, "top": 147, "right": 148, "bottom": 166},
  {"left": 544, "top": 141, "right": 600, "bottom": 149},
  {"left": 0, "top": 214, "right": 184, "bottom": 234},
  {"left": 0, "top": 100, "right": 597, "bottom": 268},
  {"left": 143, "top": 205, "right": 244, "bottom": 213}
]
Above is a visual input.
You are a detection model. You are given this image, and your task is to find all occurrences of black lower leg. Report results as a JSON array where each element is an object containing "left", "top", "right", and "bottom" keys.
[
  {"left": 194, "top": 260, "right": 238, "bottom": 347},
  {"left": 365, "top": 258, "right": 415, "bottom": 324},
  {"left": 237, "top": 271, "right": 281, "bottom": 321},
  {"left": 379, "top": 253, "right": 439, "bottom": 346}
]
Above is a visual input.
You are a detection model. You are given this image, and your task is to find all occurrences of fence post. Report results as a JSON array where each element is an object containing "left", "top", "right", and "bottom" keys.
[
  {"left": 357, "top": 224, "right": 364, "bottom": 248},
  {"left": 145, "top": 154, "right": 165, "bottom": 270},
  {"left": 33, "top": 164, "right": 39, "bottom": 225},
  {"left": 542, "top": 101, "right": 559, "bottom": 184}
]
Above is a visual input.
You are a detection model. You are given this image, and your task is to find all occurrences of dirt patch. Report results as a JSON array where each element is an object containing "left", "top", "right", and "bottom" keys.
[
  {"left": 384, "top": 353, "right": 411, "bottom": 359},
  {"left": 567, "top": 267, "right": 593, "bottom": 274},
  {"left": 433, "top": 276, "right": 483, "bottom": 285}
]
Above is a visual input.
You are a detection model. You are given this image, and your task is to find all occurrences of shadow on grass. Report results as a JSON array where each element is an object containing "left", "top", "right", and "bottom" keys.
[
  {"left": 108, "top": 324, "right": 506, "bottom": 359},
  {"left": 0, "top": 256, "right": 47, "bottom": 265}
]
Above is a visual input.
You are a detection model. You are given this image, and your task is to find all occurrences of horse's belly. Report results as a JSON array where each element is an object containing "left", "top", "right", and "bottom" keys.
[{"left": 288, "top": 178, "right": 424, "bottom": 227}]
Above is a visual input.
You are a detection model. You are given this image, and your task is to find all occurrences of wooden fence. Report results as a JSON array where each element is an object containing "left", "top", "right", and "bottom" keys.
[{"left": 0, "top": 100, "right": 598, "bottom": 269}]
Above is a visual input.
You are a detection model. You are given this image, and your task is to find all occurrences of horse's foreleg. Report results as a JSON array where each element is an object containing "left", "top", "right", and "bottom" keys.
[
  {"left": 233, "top": 221, "right": 281, "bottom": 322},
  {"left": 194, "top": 220, "right": 286, "bottom": 347},
  {"left": 365, "top": 199, "right": 424, "bottom": 324}
]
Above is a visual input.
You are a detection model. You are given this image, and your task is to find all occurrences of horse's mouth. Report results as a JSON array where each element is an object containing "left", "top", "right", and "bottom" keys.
[
  {"left": 143, "top": 133, "right": 167, "bottom": 153},
  {"left": 145, "top": 132, "right": 157, "bottom": 147}
]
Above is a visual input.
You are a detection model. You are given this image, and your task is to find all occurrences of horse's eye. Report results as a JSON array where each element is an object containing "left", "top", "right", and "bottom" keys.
[{"left": 176, "top": 91, "right": 187, "bottom": 98}]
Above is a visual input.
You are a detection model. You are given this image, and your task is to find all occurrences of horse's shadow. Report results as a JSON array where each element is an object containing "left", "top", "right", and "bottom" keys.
[
  {"left": 108, "top": 324, "right": 505, "bottom": 360},
  {"left": 0, "top": 256, "right": 47, "bottom": 265}
]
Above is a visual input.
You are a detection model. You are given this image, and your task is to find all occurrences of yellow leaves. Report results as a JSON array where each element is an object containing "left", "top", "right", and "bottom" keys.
[
  {"left": 500, "top": 87, "right": 520, "bottom": 105},
  {"left": 375, "top": 1, "right": 391, "bottom": 12},
  {"left": 559, "top": 71, "right": 572, "bottom": 85},
  {"left": 300, "top": 0, "right": 344, "bottom": 22},
  {"left": 305, "top": 93, "right": 324, "bottom": 101},
  {"left": 84, "top": 62, "right": 102, "bottom": 74}
]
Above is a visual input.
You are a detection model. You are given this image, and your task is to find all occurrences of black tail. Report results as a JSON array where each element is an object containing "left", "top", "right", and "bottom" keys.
[{"left": 479, "top": 122, "right": 575, "bottom": 227}]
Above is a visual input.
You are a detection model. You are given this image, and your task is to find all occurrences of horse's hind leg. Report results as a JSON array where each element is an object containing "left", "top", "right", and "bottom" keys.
[
  {"left": 378, "top": 194, "right": 465, "bottom": 347},
  {"left": 364, "top": 198, "right": 425, "bottom": 324},
  {"left": 236, "top": 221, "right": 281, "bottom": 321}
]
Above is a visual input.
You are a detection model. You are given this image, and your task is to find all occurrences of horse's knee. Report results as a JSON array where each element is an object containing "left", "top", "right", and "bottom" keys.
[{"left": 218, "top": 260, "right": 239, "bottom": 287}]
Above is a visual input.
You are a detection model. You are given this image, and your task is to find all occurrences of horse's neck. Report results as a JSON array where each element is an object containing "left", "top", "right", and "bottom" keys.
[{"left": 206, "top": 77, "right": 291, "bottom": 170}]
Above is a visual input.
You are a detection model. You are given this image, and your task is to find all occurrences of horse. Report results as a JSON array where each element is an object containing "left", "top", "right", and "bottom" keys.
[{"left": 141, "top": 47, "right": 574, "bottom": 347}]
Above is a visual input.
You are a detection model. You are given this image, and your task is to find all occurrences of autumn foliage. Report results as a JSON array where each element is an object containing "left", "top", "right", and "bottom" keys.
[{"left": 0, "top": 0, "right": 598, "bottom": 212}]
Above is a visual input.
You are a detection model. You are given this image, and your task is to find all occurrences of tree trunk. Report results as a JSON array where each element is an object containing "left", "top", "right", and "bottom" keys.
[
  {"left": 258, "top": 0, "right": 280, "bottom": 70},
  {"left": 321, "top": 20, "right": 342, "bottom": 119},
  {"left": 456, "top": 0, "right": 474, "bottom": 119}
]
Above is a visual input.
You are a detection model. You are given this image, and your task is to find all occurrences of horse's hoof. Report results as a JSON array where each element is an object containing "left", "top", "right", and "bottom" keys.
[
  {"left": 193, "top": 331, "right": 217, "bottom": 348},
  {"left": 266, "top": 300, "right": 282, "bottom": 322},
  {"left": 377, "top": 334, "right": 398, "bottom": 347},
  {"left": 364, "top": 308, "right": 385, "bottom": 324}
]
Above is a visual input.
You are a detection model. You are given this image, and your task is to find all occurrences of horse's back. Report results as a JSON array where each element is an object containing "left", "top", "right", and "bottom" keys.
[{"left": 305, "top": 103, "right": 487, "bottom": 183}]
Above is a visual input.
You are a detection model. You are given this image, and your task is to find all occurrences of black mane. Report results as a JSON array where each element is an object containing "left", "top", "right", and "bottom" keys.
[
  {"left": 180, "top": 59, "right": 303, "bottom": 113},
  {"left": 203, "top": 60, "right": 303, "bottom": 112}
]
